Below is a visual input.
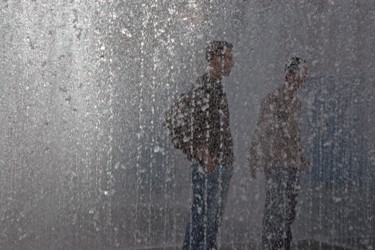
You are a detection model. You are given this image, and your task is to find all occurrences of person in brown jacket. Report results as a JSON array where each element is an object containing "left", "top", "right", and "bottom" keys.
[{"left": 249, "top": 57, "right": 309, "bottom": 250}]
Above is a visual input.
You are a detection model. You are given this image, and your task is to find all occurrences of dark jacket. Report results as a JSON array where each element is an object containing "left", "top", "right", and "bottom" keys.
[{"left": 189, "top": 73, "right": 234, "bottom": 166}]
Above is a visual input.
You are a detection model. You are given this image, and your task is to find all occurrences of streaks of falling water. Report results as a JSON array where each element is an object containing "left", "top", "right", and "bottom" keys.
[
  {"left": 102, "top": 1, "right": 116, "bottom": 246},
  {"left": 1, "top": 0, "right": 375, "bottom": 249},
  {"left": 149, "top": 2, "right": 156, "bottom": 246},
  {"left": 135, "top": 2, "right": 147, "bottom": 248}
]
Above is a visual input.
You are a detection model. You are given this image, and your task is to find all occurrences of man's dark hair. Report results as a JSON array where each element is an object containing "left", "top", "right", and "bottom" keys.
[
  {"left": 285, "top": 57, "right": 307, "bottom": 74},
  {"left": 205, "top": 41, "right": 233, "bottom": 62}
]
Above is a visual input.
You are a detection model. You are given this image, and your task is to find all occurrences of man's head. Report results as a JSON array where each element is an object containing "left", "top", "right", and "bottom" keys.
[
  {"left": 285, "top": 57, "right": 309, "bottom": 87},
  {"left": 206, "top": 41, "right": 234, "bottom": 78}
]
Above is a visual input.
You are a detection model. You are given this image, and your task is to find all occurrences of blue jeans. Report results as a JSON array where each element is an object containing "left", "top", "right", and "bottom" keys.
[
  {"left": 262, "top": 167, "right": 300, "bottom": 250},
  {"left": 183, "top": 163, "right": 233, "bottom": 250}
]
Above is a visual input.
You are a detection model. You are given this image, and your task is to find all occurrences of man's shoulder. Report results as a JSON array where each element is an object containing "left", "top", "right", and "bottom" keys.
[
  {"left": 262, "top": 90, "right": 278, "bottom": 105},
  {"left": 192, "top": 73, "right": 207, "bottom": 91},
  {"left": 196, "top": 72, "right": 210, "bottom": 83}
]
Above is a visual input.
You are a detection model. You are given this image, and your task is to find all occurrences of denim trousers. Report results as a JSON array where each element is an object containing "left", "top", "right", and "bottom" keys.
[
  {"left": 262, "top": 167, "right": 300, "bottom": 250},
  {"left": 183, "top": 163, "right": 233, "bottom": 250}
]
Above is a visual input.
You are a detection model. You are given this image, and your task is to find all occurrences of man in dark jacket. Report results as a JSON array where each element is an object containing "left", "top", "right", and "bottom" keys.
[
  {"left": 249, "top": 57, "right": 309, "bottom": 250},
  {"left": 183, "top": 41, "right": 234, "bottom": 250}
]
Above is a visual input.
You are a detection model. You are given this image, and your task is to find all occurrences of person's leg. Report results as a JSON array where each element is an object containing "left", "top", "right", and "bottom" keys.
[
  {"left": 183, "top": 163, "right": 207, "bottom": 250},
  {"left": 284, "top": 168, "right": 299, "bottom": 250},
  {"left": 206, "top": 165, "right": 220, "bottom": 249},
  {"left": 262, "top": 167, "right": 285, "bottom": 250},
  {"left": 218, "top": 165, "right": 234, "bottom": 220},
  {"left": 206, "top": 165, "right": 233, "bottom": 249}
]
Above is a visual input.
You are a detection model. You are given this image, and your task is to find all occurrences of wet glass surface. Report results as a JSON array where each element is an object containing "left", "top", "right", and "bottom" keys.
[{"left": 1, "top": 1, "right": 374, "bottom": 249}]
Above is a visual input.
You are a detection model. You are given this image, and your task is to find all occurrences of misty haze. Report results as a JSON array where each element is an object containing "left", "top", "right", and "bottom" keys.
[{"left": 1, "top": 1, "right": 374, "bottom": 250}]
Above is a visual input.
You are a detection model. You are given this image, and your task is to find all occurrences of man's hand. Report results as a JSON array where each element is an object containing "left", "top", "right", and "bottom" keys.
[
  {"left": 250, "top": 167, "right": 257, "bottom": 179},
  {"left": 206, "top": 156, "right": 215, "bottom": 173},
  {"left": 197, "top": 146, "right": 216, "bottom": 173},
  {"left": 300, "top": 158, "right": 310, "bottom": 171},
  {"left": 248, "top": 158, "right": 257, "bottom": 178}
]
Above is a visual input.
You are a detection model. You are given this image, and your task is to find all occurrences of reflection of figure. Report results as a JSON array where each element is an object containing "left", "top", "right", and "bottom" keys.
[
  {"left": 182, "top": 41, "right": 234, "bottom": 250},
  {"left": 249, "top": 57, "right": 309, "bottom": 250}
]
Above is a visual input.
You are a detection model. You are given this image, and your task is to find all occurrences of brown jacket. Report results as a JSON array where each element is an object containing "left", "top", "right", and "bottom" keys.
[{"left": 249, "top": 84, "right": 307, "bottom": 170}]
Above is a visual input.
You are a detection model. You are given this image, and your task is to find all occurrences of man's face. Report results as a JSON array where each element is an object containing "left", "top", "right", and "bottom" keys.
[
  {"left": 211, "top": 48, "right": 234, "bottom": 77},
  {"left": 296, "top": 65, "right": 309, "bottom": 87},
  {"left": 223, "top": 49, "right": 234, "bottom": 76},
  {"left": 288, "top": 64, "right": 309, "bottom": 88}
]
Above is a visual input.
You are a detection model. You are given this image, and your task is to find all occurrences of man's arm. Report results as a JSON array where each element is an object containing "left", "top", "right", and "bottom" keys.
[
  {"left": 295, "top": 99, "right": 310, "bottom": 171},
  {"left": 248, "top": 96, "right": 271, "bottom": 178},
  {"left": 197, "top": 146, "right": 215, "bottom": 173},
  {"left": 191, "top": 81, "right": 216, "bottom": 172}
]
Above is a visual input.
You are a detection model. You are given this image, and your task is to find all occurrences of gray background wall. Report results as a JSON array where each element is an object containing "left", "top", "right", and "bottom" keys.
[{"left": 1, "top": 0, "right": 374, "bottom": 249}]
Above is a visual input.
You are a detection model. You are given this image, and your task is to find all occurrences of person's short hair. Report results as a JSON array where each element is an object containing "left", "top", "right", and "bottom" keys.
[
  {"left": 205, "top": 41, "right": 233, "bottom": 62},
  {"left": 285, "top": 57, "right": 307, "bottom": 75}
]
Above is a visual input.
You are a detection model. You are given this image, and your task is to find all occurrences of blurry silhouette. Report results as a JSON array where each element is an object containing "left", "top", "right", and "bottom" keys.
[
  {"left": 248, "top": 57, "right": 310, "bottom": 250},
  {"left": 165, "top": 41, "right": 234, "bottom": 249}
]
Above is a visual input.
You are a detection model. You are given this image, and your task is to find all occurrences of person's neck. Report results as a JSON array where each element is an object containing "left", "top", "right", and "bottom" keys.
[
  {"left": 283, "top": 81, "right": 298, "bottom": 99},
  {"left": 209, "top": 68, "right": 222, "bottom": 80}
]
